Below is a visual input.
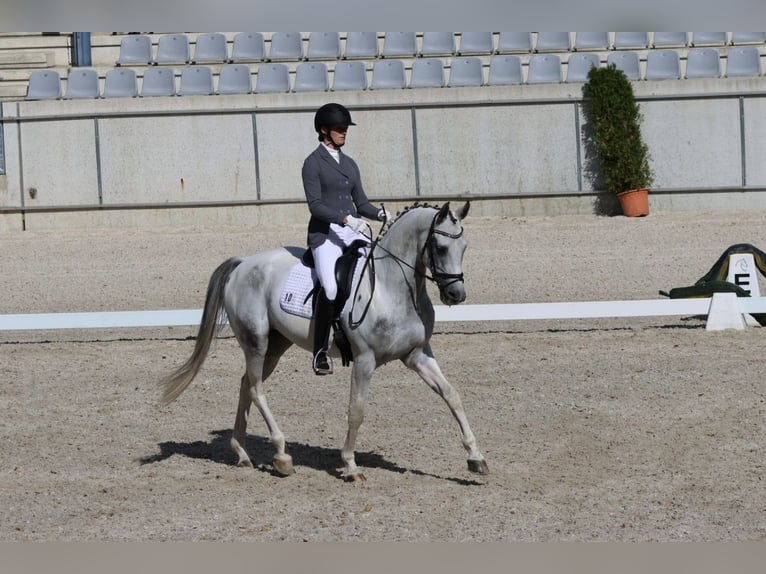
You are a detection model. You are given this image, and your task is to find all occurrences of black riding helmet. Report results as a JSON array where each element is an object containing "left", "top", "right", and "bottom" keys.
[{"left": 314, "top": 103, "right": 356, "bottom": 141}]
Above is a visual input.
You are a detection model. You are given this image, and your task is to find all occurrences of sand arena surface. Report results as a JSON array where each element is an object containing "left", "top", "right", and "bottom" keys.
[{"left": 1, "top": 209, "right": 764, "bottom": 541}]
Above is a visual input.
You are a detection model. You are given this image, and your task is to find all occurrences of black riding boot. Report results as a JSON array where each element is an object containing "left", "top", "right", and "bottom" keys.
[{"left": 312, "top": 292, "right": 336, "bottom": 375}]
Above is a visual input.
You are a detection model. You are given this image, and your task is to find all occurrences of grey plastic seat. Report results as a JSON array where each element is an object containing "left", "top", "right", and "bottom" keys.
[
  {"left": 344, "top": 32, "right": 379, "bottom": 58},
  {"left": 652, "top": 32, "right": 688, "bottom": 47},
  {"left": 217, "top": 64, "right": 252, "bottom": 94},
  {"left": 103, "top": 67, "right": 138, "bottom": 97},
  {"left": 294, "top": 62, "right": 329, "bottom": 92},
  {"left": 254, "top": 63, "right": 290, "bottom": 93},
  {"left": 691, "top": 32, "right": 727, "bottom": 46},
  {"left": 155, "top": 34, "right": 190, "bottom": 64},
  {"left": 231, "top": 32, "right": 265, "bottom": 62},
  {"left": 645, "top": 49, "right": 681, "bottom": 80},
  {"left": 420, "top": 32, "right": 455, "bottom": 56},
  {"left": 370, "top": 59, "right": 406, "bottom": 89},
  {"left": 307, "top": 32, "right": 340, "bottom": 59},
  {"left": 458, "top": 32, "right": 493, "bottom": 55},
  {"left": 141, "top": 67, "right": 176, "bottom": 96},
  {"left": 726, "top": 46, "right": 762, "bottom": 77},
  {"left": 536, "top": 32, "right": 571, "bottom": 52},
  {"left": 117, "top": 34, "right": 153, "bottom": 65},
  {"left": 574, "top": 32, "right": 609, "bottom": 51},
  {"left": 606, "top": 51, "right": 641, "bottom": 80},
  {"left": 496, "top": 32, "right": 532, "bottom": 53},
  {"left": 64, "top": 68, "right": 100, "bottom": 99},
  {"left": 487, "top": 54, "right": 522, "bottom": 85},
  {"left": 25, "top": 70, "right": 62, "bottom": 100},
  {"left": 269, "top": 32, "right": 303, "bottom": 61},
  {"left": 685, "top": 48, "right": 721, "bottom": 78},
  {"left": 179, "top": 65, "right": 214, "bottom": 95},
  {"left": 448, "top": 56, "right": 483, "bottom": 86},
  {"left": 527, "top": 54, "right": 562, "bottom": 83},
  {"left": 566, "top": 52, "right": 600, "bottom": 83},
  {"left": 382, "top": 32, "right": 417, "bottom": 57},
  {"left": 409, "top": 58, "right": 444, "bottom": 88},
  {"left": 613, "top": 32, "right": 648, "bottom": 49},
  {"left": 332, "top": 60, "right": 367, "bottom": 90},
  {"left": 193, "top": 33, "right": 228, "bottom": 63},
  {"left": 731, "top": 32, "right": 766, "bottom": 45}
]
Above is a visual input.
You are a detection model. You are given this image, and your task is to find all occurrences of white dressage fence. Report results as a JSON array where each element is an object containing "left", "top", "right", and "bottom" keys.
[{"left": 1, "top": 295, "right": 765, "bottom": 332}]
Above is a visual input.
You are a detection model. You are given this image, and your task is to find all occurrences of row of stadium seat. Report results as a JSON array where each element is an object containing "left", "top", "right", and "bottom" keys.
[
  {"left": 25, "top": 47, "right": 763, "bottom": 100},
  {"left": 116, "top": 32, "right": 766, "bottom": 66}
]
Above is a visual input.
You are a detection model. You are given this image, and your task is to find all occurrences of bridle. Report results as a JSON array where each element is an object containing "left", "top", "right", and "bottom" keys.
[{"left": 421, "top": 211, "right": 465, "bottom": 290}]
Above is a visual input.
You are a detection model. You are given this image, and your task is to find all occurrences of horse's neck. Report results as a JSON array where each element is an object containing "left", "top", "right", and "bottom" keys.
[{"left": 377, "top": 210, "right": 430, "bottom": 289}]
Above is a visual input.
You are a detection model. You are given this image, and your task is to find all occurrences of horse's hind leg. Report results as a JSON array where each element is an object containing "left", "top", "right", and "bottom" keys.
[{"left": 231, "top": 331, "right": 293, "bottom": 474}]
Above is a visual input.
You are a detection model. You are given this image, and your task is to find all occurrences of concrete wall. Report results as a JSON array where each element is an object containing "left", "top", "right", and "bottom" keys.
[{"left": 2, "top": 77, "right": 766, "bottom": 231}]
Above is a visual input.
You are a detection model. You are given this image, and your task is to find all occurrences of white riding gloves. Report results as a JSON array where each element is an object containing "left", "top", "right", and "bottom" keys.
[
  {"left": 345, "top": 215, "right": 367, "bottom": 234},
  {"left": 377, "top": 208, "right": 392, "bottom": 222}
]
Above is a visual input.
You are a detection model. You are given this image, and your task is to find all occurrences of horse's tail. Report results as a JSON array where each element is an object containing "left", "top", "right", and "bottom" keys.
[{"left": 160, "top": 256, "right": 243, "bottom": 406}]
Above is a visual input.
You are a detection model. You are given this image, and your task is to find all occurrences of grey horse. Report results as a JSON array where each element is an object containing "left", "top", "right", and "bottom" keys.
[{"left": 160, "top": 201, "right": 488, "bottom": 482}]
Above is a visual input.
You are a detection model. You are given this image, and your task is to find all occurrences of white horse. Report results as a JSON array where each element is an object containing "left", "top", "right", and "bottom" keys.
[{"left": 160, "top": 201, "right": 488, "bottom": 482}]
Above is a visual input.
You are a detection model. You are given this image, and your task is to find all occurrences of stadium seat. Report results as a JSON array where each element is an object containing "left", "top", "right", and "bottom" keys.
[
  {"left": 64, "top": 68, "right": 100, "bottom": 99},
  {"left": 420, "top": 32, "right": 455, "bottom": 56},
  {"left": 217, "top": 64, "right": 252, "bottom": 94},
  {"left": 103, "top": 67, "right": 138, "bottom": 98},
  {"left": 307, "top": 32, "right": 341, "bottom": 59},
  {"left": 685, "top": 48, "right": 721, "bottom": 78},
  {"left": 269, "top": 32, "right": 304, "bottom": 61},
  {"left": 691, "top": 32, "right": 727, "bottom": 46},
  {"left": 496, "top": 32, "right": 532, "bottom": 53},
  {"left": 448, "top": 56, "right": 483, "bottom": 86},
  {"left": 179, "top": 65, "right": 214, "bottom": 95},
  {"left": 141, "top": 67, "right": 176, "bottom": 96},
  {"left": 606, "top": 51, "right": 641, "bottom": 80},
  {"left": 731, "top": 32, "right": 766, "bottom": 45},
  {"left": 652, "top": 32, "right": 688, "bottom": 48},
  {"left": 382, "top": 32, "right": 417, "bottom": 57},
  {"left": 566, "top": 52, "right": 600, "bottom": 83},
  {"left": 527, "top": 54, "right": 562, "bottom": 83},
  {"left": 294, "top": 62, "right": 329, "bottom": 92},
  {"left": 645, "top": 49, "right": 681, "bottom": 80},
  {"left": 192, "top": 33, "right": 228, "bottom": 64},
  {"left": 536, "top": 32, "right": 571, "bottom": 52},
  {"left": 254, "top": 63, "right": 290, "bottom": 93},
  {"left": 231, "top": 32, "right": 265, "bottom": 62},
  {"left": 117, "top": 34, "right": 152, "bottom": 65},
  {"left": 25, "top": 70, "right": 61, "bottom": 100},
  {"left": 613, "top": 32, "right": 648, "bottom": 49},
  {"left": 574, "top": 32, "right": 609, "bottom": 51},
  {"left": 344, "top": 32, "right": 379, "bottom": 58},
  {"left": 725, "top": 46, "right": 762, "bottom": 77},
  {"left": 457, "top": 32, "right": 494, "bottom": 55},
  {"left": 487, "top": 55, "right": 522, "bottom": 85},
  {"left": 370, "top": 59, "right": 406, "bottom": 89},
  {"left": 155, "top": 34, "right": 190, "bottom": 65},
  {"left": 410, "top": 58, "right": 444, "bottom": 88},
  {"left": 332, "top": 60, "right": 367, "bottom": 91}
]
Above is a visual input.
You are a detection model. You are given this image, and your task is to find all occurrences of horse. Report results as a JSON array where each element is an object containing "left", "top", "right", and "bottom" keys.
[{"left": 160, "top": 201, "right": 488, "bottom": 482}]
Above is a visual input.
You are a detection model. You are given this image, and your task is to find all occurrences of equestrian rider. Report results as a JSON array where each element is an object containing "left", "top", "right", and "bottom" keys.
[{"left": 302, "top": 103, "right": 390, "bottom": 375}]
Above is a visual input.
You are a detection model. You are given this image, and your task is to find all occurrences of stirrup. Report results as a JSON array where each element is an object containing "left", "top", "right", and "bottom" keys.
[{"left": 312, "top": 350, "right": 333, "bottom": 375}]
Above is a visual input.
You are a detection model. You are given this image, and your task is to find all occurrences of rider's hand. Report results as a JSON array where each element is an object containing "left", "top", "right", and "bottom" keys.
[
  {"left": 377, "top": 208, "right": 392, "bottom": 222},
  {"left": 345, "top": 215, "right": 367, "bottom": 234}
]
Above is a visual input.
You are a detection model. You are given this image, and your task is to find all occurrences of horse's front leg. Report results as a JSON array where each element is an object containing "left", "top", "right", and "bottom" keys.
[
  {"left": 340, "top": 353, "right": 375, "bottom": 482},
  {"left": 402, "top": 347, "right": 489, "bottom": 475}
]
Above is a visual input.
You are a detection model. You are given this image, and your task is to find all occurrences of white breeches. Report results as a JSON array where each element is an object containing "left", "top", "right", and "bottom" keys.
[{"left": 312, "top": 223, "right": 368, "bottom": 301}]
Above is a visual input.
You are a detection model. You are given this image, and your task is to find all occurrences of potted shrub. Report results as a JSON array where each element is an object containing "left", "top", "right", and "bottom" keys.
[{"left": 583, "top": 63, "right": 654, "bottom": 216}]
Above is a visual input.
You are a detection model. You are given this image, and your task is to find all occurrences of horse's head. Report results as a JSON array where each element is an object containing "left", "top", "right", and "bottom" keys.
[{"left": 427, "top": 201, "right": 470, "bottom": 305}]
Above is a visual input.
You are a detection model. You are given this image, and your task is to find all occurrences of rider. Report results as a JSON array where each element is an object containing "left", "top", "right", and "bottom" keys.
[{"left": 302, "top": 102, "right": 390, "bottom": 375}]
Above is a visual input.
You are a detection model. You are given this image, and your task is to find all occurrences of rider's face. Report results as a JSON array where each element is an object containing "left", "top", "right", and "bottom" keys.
[{"left": 324, "top": 125, "right": 348, "bottom": 148}]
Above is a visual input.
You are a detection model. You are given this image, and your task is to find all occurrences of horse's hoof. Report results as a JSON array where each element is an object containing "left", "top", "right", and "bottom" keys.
[
  {"left": 467, "top": 459, "right": 489, "bottom": 475},
  {"left": 343, "top": 472, "right": 367, "bottom": 483},
  {"left": 273, "top": 453, "right": 295, "bottom": 476},
  {"left": 237, "top": 458, "right": 254, "bottom": 469}
]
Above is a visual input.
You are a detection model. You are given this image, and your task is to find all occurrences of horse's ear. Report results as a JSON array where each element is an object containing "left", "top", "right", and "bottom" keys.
[
  {"left": 456, "top": 201, "right": 470, "bottom": 220},
  {"left": 436, "top": 202, "right": 451, "bottom": 224}
]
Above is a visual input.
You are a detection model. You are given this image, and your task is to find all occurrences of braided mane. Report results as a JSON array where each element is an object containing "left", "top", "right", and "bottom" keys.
[{"left": 381, "top": 202, "right": 442, "bottom": 237}]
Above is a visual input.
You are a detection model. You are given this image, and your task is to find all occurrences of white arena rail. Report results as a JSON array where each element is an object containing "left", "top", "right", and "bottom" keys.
[{"left": 1, "top": 296, "right": 765, "bottom": 331}]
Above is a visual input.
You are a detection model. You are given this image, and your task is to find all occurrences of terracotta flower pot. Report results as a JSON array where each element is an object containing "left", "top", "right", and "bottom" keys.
[{"left": 617, "top": 188, "right": 649, "bottom": 217}]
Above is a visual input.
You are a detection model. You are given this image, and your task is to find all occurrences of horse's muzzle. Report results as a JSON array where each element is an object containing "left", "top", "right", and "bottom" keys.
[{"left": 438, "top": 278, "right": 466, "bottom": 305}]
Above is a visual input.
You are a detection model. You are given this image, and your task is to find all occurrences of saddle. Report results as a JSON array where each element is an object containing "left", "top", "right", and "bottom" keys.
[{"left": 301, "top": 239, "right": 369, "bottom": 366}]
